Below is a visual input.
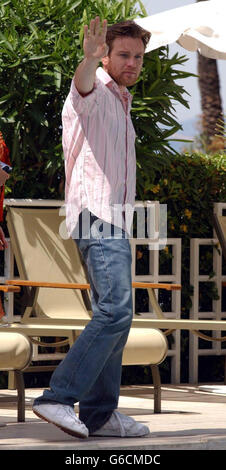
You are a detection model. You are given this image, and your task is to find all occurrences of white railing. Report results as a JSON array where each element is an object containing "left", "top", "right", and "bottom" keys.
[
  {"left": 130, "top": 237, "right": 181, "bottom": 383},
  {"left": 189, "top": 202, "right": 226, "bottom": 383}
]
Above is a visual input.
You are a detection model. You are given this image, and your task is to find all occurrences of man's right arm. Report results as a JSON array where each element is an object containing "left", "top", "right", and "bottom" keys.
[
  {"left": 74, "top": 17, "right": 108, "bottom": 96},
  {"left": 74, "top": 57, "right": 100, "bottom": 96}
]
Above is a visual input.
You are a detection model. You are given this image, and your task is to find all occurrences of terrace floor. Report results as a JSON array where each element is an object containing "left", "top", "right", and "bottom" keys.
[{"left": 0, "top": 384, "right": 226, "bottom": 451}]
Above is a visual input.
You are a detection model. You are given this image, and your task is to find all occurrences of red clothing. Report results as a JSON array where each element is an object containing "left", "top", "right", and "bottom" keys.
[{"left": 0, "top": 132, "right": 10, "bottom": 221}]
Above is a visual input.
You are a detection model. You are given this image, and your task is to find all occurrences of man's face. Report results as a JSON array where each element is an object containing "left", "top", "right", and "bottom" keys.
[{"left": 102, "top": 36, "right": 144, "bottom": 87}]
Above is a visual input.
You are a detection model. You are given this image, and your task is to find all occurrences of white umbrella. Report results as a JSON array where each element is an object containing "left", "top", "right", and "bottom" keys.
[{"left": 135, "top": 0, "right": 226, "bottom": 59}]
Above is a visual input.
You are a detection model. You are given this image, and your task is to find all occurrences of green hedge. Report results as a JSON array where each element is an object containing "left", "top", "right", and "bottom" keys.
[
  {"left": 140, "top": 151, "right": 225, "bottom": 308},
  {"left": 134, "top": 150, "right": 226, "bottom": 383}
]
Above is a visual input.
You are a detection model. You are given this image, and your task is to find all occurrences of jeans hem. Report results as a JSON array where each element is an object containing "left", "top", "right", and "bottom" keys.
[
  {"left": 88, "top": 410, "right": 114, "bottom": 434},
  {"left": 33, "top": 397, "right": 75, "bottom": 408}
]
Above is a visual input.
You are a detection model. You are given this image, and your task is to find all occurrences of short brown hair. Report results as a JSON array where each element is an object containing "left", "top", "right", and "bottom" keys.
[{"left": 106, "top": 20, "right": 151, "bottom": 55}]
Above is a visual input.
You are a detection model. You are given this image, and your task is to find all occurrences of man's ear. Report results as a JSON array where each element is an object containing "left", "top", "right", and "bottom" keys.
[{"left": 101, "top": 56, "right": 109, "bottom": 68}]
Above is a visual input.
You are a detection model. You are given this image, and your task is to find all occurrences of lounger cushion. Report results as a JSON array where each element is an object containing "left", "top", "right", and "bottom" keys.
[
  {"left": 0, "top": 333, "right": 32, "bottom": 371},
  {"left": 123, "top": 328, "right": 168, "bottom": 365}
]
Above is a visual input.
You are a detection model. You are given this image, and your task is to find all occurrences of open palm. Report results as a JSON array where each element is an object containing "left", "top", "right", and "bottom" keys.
[{"left": 83, "top": 17, "right": 108, "bottom": 60}]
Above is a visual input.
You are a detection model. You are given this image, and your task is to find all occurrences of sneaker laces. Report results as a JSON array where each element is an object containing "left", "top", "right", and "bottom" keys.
[
  {"left": 112, "top": 411, "right": 127, "bottom": 437},
  {"left": 63, "top": 405, "right": 84, "bottom": 427}
]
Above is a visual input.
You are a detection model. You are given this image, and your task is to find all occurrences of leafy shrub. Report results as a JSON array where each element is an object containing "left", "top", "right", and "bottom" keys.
[
  {"left": 138, "top": 150, "right": 225, "bottom": 308},
  {"left": 0, "top": 0, "right": 191, "bottom": 199}
]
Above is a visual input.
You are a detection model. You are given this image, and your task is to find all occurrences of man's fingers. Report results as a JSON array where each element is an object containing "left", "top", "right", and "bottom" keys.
[
  {"left": 89, "top": 18, "right": 96, "bottom": 36},
  {"left": 94, "top": 16, "right": 100, "bottom": 36},
  {"left": 101, "top": 19, "right": 108, "bottom": 39},
  {"left": 88, "top": 17, "right": 107, "bottom": 37},
  {"left": 84, "top": 24, "right": 89, "bottom": 39}
]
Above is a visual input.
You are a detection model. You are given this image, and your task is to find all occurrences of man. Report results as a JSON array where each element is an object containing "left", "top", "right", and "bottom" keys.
[{"left": 33, "top": 17, "right": 151, "bottom": 439}]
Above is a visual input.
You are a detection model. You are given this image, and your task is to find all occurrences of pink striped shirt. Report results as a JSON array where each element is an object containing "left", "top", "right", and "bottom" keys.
[{"left": 62, "top": 67, "right": 136, "bottom": 237}]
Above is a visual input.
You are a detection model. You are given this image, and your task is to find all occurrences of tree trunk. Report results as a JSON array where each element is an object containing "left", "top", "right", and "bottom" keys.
[{"left": 196, "top": 0, "right": 224, "bottom": 151}]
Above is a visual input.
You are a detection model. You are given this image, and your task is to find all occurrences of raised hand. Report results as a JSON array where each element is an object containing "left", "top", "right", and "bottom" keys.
[{"left": 83, "top": 17, "right": 108, "bottom": 60}]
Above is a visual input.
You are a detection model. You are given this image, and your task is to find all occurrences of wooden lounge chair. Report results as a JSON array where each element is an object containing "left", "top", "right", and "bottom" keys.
[{"left": 2, "top": 205, "right": 183, "bottom": 413}]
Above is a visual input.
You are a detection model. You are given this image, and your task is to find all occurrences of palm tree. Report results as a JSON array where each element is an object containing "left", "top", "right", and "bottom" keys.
[{"left": 196, "top": 0, "right": 224, "bottom": 151}]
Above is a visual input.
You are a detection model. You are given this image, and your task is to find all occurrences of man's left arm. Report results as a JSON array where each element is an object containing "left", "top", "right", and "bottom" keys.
[
  {"left": 0, "top": 166, "right": 10, "bottom": 187},
  {"left": 0, "top": 226, "right": 8, "bottom": 250}
]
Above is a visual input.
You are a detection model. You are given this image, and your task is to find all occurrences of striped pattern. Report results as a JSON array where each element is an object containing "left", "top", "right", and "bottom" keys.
[{"left": 62, "top": 67, "right": 136, "bottom": 237}]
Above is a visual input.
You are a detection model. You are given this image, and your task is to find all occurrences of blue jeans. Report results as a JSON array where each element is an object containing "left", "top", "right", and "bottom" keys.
[{"left": 33, "top": 214, "right": 133, "bottom": 433}]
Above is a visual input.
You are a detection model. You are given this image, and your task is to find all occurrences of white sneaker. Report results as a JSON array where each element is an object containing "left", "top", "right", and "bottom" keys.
[
  {"left": 32, "top": 403, "right": 88, "bottom": 439},
  {"left": 91, "top": 411, "right": 150, "bottom": 437}
]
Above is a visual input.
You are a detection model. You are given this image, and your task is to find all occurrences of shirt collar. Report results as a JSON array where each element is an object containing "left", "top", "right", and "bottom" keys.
[{"left": 96, "top": 67, "right": 133, "bottom": 104}]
